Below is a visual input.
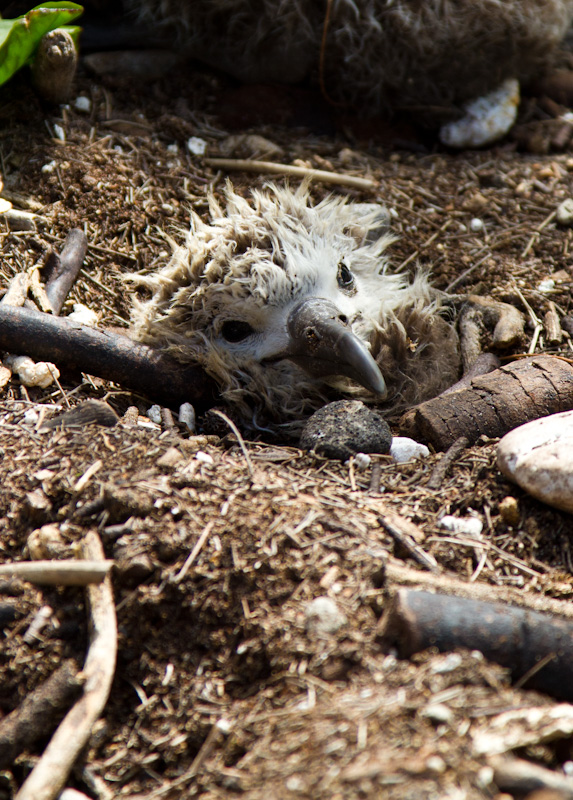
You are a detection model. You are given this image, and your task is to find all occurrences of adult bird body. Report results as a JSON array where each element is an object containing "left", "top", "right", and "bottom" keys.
[{"left": 130, "top": 183, "right": 460, "bottom": 435}]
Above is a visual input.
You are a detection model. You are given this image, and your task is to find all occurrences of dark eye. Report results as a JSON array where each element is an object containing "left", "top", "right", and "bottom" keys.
[
  {"left": 337, "top": 261, "right": 354, "bottom": 288},
  {"left": 221, "top": 320, "right": 255, "bottom": 343}
]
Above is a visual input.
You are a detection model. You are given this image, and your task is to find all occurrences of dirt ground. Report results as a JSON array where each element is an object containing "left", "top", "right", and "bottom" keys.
[{"left": 1, "top": 46, "right": 573, "bottom": 800}]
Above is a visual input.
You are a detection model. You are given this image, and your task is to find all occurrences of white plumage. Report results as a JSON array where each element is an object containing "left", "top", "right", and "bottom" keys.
[{"left": 130, "top": 184, "right": 460, "bottom": 434}]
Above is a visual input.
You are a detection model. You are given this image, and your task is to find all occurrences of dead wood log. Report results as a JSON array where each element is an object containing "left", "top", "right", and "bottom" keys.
[
  {"left": 42, "top": 229, "right": 88, "bottom": 315},
  {"left": 0, "top": 304, "right": 216, "bottom": 409},
  {"left": 400, "top": 355, "right": 573, "bottom": 450},
  {"left": 0, "top": 660, "right": 83, "bottom": 769},
  {"left": 15, "top": 532, "right": 117, "bottom": 800},
  {"left": 378, "top": 588, "right": 573, "bottom": 700}
]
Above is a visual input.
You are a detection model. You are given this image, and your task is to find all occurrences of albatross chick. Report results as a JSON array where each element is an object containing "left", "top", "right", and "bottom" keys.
[{"left": 130, "top": 184, "right": 460, "bottom": 435}]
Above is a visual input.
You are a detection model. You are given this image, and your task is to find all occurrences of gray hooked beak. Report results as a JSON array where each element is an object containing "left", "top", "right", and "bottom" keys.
[{"left": 277, "top": 297, "right": 387, "bottom": 398}]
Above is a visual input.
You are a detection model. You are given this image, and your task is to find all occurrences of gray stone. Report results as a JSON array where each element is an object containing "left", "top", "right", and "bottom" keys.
[
  {"left": 497, "top": 410, "right": 573, "bottom": 513},
  {"left": 300, "top": 400, "right": 392, "bottom": 461}
]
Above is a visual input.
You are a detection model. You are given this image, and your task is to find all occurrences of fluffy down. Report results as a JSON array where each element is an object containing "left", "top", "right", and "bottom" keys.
[
  {"left": 129, "top": 183, "right": 460, "bottom": 435},
  {"left": 123, "top": 0, "right": 573, "bottom": 115}
]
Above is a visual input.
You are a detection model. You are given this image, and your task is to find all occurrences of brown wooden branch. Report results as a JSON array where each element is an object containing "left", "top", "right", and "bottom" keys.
[
  {"left": 0, "top": 660, "right": 83, "bottom": 769},
  {"left": 377, "top": 588, "right": 573, "bottom": 700},
  {"left": 16, "top": 533, "right": 117, "bottom": 800},
  {"left": 43, "top": 229, "right": 88, "bottom": 315},
  {"left": 0, "top": 304, "right": 216, "bottom": 409},
  {"left": 400, "top": 355, "right": 573, "bottom": 450}
]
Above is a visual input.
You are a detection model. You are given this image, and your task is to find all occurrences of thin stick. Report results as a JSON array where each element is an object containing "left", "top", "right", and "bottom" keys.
[
  {"left": 203, "top": 158, "right": 377, "bottom": 192},
  {"left": 211, "top": 409, "right": 255, "bottom": 478},
  {"left": 426, "top": 436, "right": 469, "bottom": 490},
  {"left": 0, "top": 560, "right": 113, "bottom": 586},
  {"left": 16, "top": 532, "right": 117, "bottom": 800},
  {"left": 173, "top": 520, "right": 215, "bottom": 583},
  {"left": 43, "top": 229, "right": 88, "bottom": 315},
  {"left": 378, "top": 514, "right": 440, "bottom": 573}
]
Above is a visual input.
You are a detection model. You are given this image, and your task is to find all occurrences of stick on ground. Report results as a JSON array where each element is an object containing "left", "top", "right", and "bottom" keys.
[
  {"left": 0, "top": 304, "right": 216, "bottom": 410},
  {"left": 377, "top": 588, "right": 573, "bottom": 700},
  {"left": 15, "top": 532, "right": 117, "bottom": 800},
  {"left": 400, "top": 355, "right": 573, "bottom": 450},
  {"left": 43, "top": 229, "right": 88, "bottom": 315}
]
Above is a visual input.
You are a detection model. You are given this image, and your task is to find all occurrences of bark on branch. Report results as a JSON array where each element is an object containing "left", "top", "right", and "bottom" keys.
[{"left": 0, "top": 304, "right": 216, "bottom": 409}]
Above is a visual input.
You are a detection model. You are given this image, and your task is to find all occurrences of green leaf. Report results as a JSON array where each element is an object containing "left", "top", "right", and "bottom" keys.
[{"left": 0, "top": 3, "right": 83, "bottom": 87}]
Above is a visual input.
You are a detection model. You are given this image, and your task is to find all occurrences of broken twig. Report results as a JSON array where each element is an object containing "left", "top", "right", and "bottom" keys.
[
  {"left": 43, "top": 229, "right": 88, "bottom": 315},
  {"left": 16, "top": 532, "right": 117, "bottom": 800},
  {"left": 378, "top": 588, "right": 573, "bottom": 700},
  {"left": 204, "top": 157, "right": 377, "bottom": 191},
  {"left": 0, "top": 560, "right": 113, "bottom": 586}
]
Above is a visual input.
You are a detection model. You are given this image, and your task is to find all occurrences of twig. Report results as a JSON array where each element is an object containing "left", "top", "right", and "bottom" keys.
[
  {"left": 0, "top": 660, "right": 83, "bottom": 769},
  {"left": 426, "top": 436, "right": 469, "bottom": 490},
  {"left": 491, "top": 756, "right": 573, "bottom": 797},
  {"left": 203, "top": 158, "right": 377, "bottom": 192},
  {"left": 43, "top": 229, "right": 88, "bottom": 315},
  {"left": 520, "top": 209, "right": 557, "bottom": 258},
  {"left": 173, "top": 520, "right": 215, "bottom": 583},
  {"left": 378, "top": 514, "right": 440, "bottom": 573},
  {"left": 0, "top": 560, "right": 113, "bottom": 586},
  {"left": 211, "top": 409, "right": 255, "bottom": 478},
  {"left": 16, "top": 532, "right": 117, "bottom": 800},
  {"left": 0, "top": 304, "right": 216, "bottom": 410}
]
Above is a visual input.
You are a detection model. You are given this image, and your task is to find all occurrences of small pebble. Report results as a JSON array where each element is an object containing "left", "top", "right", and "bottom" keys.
[
  {"left": 497, "top": 410, "right": 573, "bottom": 513},
  {"left": 439, "top": 78, "right": 519, "bottom": 148},
  {"left": 353, "top": 452, "right": 371, "bottom": 470},
  {"left": 439, "top": 515, "right": 483, "bottom": 537},
  {"left": 537, "top": 277, "right": 556, "bottom": 293},
  {"left": 27, "top": 524, "right": 68, "bottom": 560},
  {"left": 5, "top": 355, "right": 60, "bottom": 388},
  {"left": 23, "top": 409, "right": 39, "bottom": 425},
  {"left": 53, "top": 124, "right": 65, "bottom": 142},
  {"left": 187, "top": 136, "right": 207, "bottom": 156},
  {"left": 67, "top": 303, "right": 98, "bottom": 326},
  {"left": 304, "top": 596, "right": 346, "bottom": 637},
  {"left": 4, "top": 209, "right": 36, "bottom": 231},
  {"left": 470, "top": 217, "right": 484, "bottom": 232},
  {"left": 179, "top": 402, "right": 196, "bottom": 432},
  {"left": 73, "top": 95, "right": 91, "bottom": 113},
  {"left": 390, "top": 436, "right": 430, "bottom": 463},
  {"left": 146, "top": 404, "right": 162, "bottom": 424},
  {"left": 195, "top": 451, "right": 214, "bottom": 465},
  {"left": 430, "top": 652, "right": 463, "bottom": 674},
  {"left": 42, "top": 160, "right": 57, "bottom": 173},
  {"left": 556, "top": 198, "right": 573, "bottom": 227},
  {"left": 425, "top": 756, "right": 447, "bottom": 774},
  {"left": 499, "top": 496, "right": 520, "bottom": 526}
]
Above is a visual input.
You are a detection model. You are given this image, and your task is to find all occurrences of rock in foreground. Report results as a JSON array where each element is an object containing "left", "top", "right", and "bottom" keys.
[
  {"left": 300, "top": 400, "right": 392, "bottom": 461},
  {"left": 497, "top": 410, "right": 573, "bottom": 513}
]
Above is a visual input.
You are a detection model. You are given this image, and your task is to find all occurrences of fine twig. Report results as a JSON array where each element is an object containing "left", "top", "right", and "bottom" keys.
[
  {"left": 16, "top": 532, "right": 117, "bottom": 800},
  {"left": 203, "top": 158, "right": 377, "bottom": 191},
  {"left": 426, "top": 436, "right": 469, "bottom": 490},
  {"left": 173, "top": 520, "right": 216, "bottom": 584},
  {"left": 211, "top": 409, "right": 255, "bottom": 478},
  {"left": 0, "top": 560, "right": 113, "bottom": 586},
  {"left": 378, "top": 514, "right": 440, "bottom": 573},
  {"left": 43, "top": 229, "right": 88, "bottom": 315}
]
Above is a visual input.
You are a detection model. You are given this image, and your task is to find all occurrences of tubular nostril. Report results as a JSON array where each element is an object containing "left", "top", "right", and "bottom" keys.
[{"left": 338, "top": 314, "right": 348, "bottom": 325}]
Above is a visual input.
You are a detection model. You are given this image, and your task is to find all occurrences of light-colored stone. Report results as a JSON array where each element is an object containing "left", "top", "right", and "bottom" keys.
[
  {"left": 304, "top": 596, "right": 346, "bottom": 637},
  {"left": 557, "top": 198, "right": 573, "bottom": 227},
  {"left": 391, "top": 436, "right": 430, "bottom": 463},
  {"left": 497, "top": 410, "right": 573, "bottom": 513}
]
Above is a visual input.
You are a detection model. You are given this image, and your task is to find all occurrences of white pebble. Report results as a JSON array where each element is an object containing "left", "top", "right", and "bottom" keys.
[
  {"left": 73, "top": 96, "right": 91, "bottom": 113},
  {"left": 5, "top": 355, "right": 60, "bottom": 388},
  {"left": 439, "top": 514, "right": 483, "bottom": 537},
  {"left": 23, "top": 409, "right": 39, "bottom": 425},
  {"left": 556, "top": 198, "right": 573, "bottom": 227},
  {"left": 178, "top": 402, "right": 196, "bottom": 432},
  {"left": 439, "top": 78, "right": 520, "bottom": 148},
  {"left": 391, "top": 436, "right": 430, "bottom": 463},
  {"left": 422, "top": 703, "right": 454, "bottom": 725},
  {"left": 41, "top": 160, "right": 57, "bottom": 173},
  {"left": 497, "top": 410, "right": 573, "bottom": 513},
  {"left": 146, "top": 405, "right": 162, "bottom": 424},
  {"left": 353, "top": 452, "right": 371, "bottom": 470},
  {"left": 195, "top": 450, "right": 214, "bottom": 465},
  {"left": 53, "top": 124, "right": 65, "bottom": 142},
  {"left": 187, "top": 136, "right": 207, "bottom": 156},
  {"left": 304, "top": 596, "right": 346, "bottom": 636},
  {"left": 166, "top": 143, "right": 178, "bottom": 154},
  {"left": 537, "top": 278, "right": 556, "bottom": 293},
  {"left": 470, "top": 217, "right": 484, "bottom": 232},
  {"left": 67, "top": 303, "right": 99, "bottom": 326},
  {"left": 430, "top": 652, "right": 463, "bottom": 674}
]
